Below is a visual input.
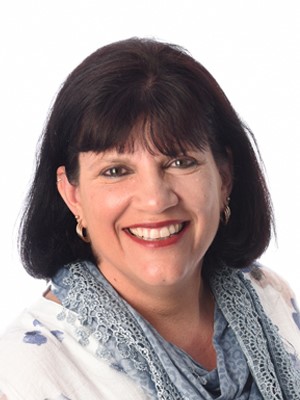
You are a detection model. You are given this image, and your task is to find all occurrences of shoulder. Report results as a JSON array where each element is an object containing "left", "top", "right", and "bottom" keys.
[
  {"left": 241, "top": 263, "right": 300, "bottom": 354},
  {"left": 0, "top": 298, "right": 70, "bottom": 399},
  {"left": 0, "top": 298, "right": 149, "bottom": 400},
  {"left": 242, "top": 263, "right": 298, "bottom": 313},
  {"left": 0, "top": 297, "right": 66, "bottom": 362}
]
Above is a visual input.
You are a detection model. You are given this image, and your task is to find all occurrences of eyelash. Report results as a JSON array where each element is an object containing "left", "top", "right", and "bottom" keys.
[
  {"left": 101, "top": 157, "right": 198, "bottom": 178},
  {"left": 101, "top": 166, "right": 130, "bottom": 178},
  {"left": 167, "top": 157, "right": 198, "bottom": 169}
]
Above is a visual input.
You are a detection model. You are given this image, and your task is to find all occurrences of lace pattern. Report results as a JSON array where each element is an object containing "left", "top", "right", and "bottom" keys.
[
  {"left": 54, "top": 262, "right": 182, "bottom": 400},
  {"left": 240, "top": 271, "right": 300, "bottom": 398},
  {"left": 209, "top": 266, "right": 300, "bottom": 400},
  {"left": 52, "top": 261, "right": 300, "bottom": 400}
]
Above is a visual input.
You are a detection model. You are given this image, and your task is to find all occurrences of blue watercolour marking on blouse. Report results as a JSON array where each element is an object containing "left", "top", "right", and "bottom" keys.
[
  {"left": 291, "top": 298, "right": 300, "bottom": 330},
  {"left": 51, "top": 330, "right": 64, "bottom": 342},
  {"left": 23, "top": 330, "right": 47, "bottom": 345},
  {"left": 23, "top": 320, "right": 64, "bottom": 345},
  {"left": 33, "top": 319, "right": 43, "bottom": 327}
]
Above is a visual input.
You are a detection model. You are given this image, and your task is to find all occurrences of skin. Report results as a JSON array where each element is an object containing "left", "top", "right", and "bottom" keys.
[{"left": 54, "top": 137, "right": 232, "bottom": 370}]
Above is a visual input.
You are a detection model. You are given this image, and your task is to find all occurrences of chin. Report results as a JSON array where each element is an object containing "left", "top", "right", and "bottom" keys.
[{"left": 138, "top": 266, "right": 193, "bottom": 288}]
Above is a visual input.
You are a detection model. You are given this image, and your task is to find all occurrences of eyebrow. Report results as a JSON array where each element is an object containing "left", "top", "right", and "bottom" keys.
[{"left": 82, "top": 152, "right": 134, "bottom": 171}]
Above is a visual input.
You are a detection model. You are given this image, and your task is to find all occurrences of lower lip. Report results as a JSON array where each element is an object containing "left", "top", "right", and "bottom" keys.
[{"left": 124, "top": 224, "right": 189, "bottom": 248}]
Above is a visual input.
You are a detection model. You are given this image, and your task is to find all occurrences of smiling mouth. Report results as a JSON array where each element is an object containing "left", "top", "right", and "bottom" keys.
[{"left": 127, "top": 223, "right": 186, "bottom": 241}]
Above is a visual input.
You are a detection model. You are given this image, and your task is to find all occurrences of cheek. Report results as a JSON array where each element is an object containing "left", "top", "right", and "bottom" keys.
[
  {"left": 82, "top": 186, "right": 130, "bottom": 227},
  {"left": 183, "top": 175, "right": 222, "bottom": 214}
]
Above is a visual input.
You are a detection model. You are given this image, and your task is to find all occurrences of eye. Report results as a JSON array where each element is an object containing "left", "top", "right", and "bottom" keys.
[
  {"left": 168, "top": 157, "right": 198, "bottom": 169},
  {"left": 101, "top": 165, "right": 130, "bottom": 178}
]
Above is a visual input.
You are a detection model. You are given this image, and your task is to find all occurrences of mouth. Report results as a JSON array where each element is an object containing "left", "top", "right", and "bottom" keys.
[{"left": 126, "top": 222, "right": 187, "bottom": 241}]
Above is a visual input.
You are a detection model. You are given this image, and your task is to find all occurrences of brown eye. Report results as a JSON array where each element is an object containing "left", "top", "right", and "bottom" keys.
[
  {"left": 170, "top": 158, "right": 197, "bottom": 169},
  {"left": 102, "top": 166, "right": 128, "bottom": 177}
]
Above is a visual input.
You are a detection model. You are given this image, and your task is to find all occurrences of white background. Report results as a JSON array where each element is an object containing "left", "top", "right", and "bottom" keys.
[{"left": 0, "top": 0, "right": 299, "bottom": 332}]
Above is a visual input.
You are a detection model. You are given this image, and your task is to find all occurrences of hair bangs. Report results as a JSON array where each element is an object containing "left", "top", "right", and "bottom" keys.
[{"left": 71, "top": 82, "right": 211, "bottom": 159}]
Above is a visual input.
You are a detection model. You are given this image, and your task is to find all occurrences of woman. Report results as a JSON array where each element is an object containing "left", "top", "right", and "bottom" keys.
[{"left": 0, "top": 38, "right": 299, "bottom": 399}]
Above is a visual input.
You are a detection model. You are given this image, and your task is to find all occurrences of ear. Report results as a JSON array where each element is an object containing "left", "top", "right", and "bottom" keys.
[{"left": 56, "top": 166, "right": 83, "bottom": 218}]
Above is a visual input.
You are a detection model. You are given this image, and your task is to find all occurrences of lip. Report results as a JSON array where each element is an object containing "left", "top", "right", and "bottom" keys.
[{"left": 124, "top": 220, "right": 189, "bottom": 248}]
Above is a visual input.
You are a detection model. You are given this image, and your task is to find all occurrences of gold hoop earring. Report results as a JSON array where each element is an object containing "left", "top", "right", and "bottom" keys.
[
  {"left": 222, "top": 197, "right": 231, "bottom": 225},
  {"left": 75, "top": 215, "right": 90, "bottom": 243}
]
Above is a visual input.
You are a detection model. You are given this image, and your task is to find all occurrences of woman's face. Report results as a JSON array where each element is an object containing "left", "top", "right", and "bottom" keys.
[{"left": 58, "top": 139, "right": 231, "bottom": 298}]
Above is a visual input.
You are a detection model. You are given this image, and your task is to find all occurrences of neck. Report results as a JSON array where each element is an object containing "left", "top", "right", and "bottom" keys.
[
  {"left": 137, "top": 274, "right": 212, "bottom": 324},
  {"left": 125, "top": 272, "right": 216, "bottom": 370},
  {"left": 105, "top": 266, "right": 214, "bottom": 344}
]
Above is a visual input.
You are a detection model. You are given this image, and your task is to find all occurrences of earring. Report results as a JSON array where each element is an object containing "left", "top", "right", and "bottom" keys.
[
  {"left": 75, "top": 215, "right": 90, "bottom": 243},
  {"left": 222, "top": 197, "right": 231, "bottom": 225}
]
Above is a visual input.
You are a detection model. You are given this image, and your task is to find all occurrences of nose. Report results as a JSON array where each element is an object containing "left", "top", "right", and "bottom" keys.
[{"left": 133, "top": 172, "right": 179, "bottom": 214}]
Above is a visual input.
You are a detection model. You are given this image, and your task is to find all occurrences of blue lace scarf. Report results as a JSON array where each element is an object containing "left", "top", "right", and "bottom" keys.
[{"left": 51, "top": 261, "right": 300, "bottom": 399}]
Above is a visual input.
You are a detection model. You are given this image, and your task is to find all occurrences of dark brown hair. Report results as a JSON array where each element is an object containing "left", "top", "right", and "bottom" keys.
[{"left": 19, "top": 37, "right": 273, "bottom": 279}]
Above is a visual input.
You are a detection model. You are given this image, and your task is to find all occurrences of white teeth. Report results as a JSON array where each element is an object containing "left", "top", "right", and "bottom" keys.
[
  {"left": 160, "top": 227, "right": 170, "bottom": 237},
  {"left": 150, "top": 229, "right": 160, "bottom": 239},
  {"left": 136, "top": 227, "right": 143, "bottom": 237},
  {"left": 128, "top": 223, "right": 183, "bottom": 241},
  {"left": 169, "top": 225, "right": 176, "bottom": 235}
]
